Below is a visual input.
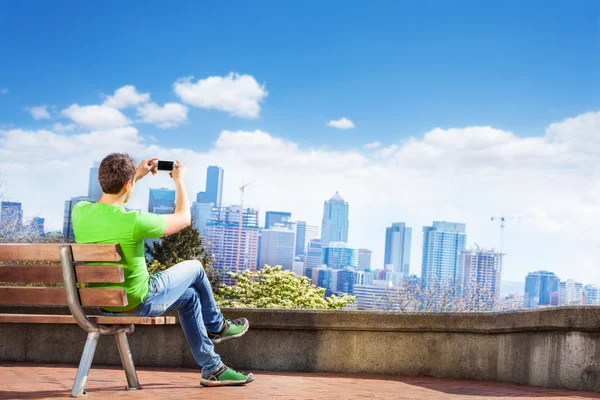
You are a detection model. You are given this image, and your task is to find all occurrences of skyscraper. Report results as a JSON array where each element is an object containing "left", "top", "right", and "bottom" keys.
[
  {"left": 205, "top": 205, "right": 260, "bottom": 285},
  {"left": 330, "top": 267, "right": 356, "bottom": 294},
  {"left": 384, "top": 222, "right": 412, "bottom": 279},
  {"left": 322, "top": 242, "right": 358, "bottom": 270},
  {"left": 321, "top": 192, "right": 349, "bottom": 245},
  {"left": 584, "top": 284, "right": 600, "bottom": 305},
  {"left": 523, "top": 270, "right": 560, "bottom": 308},
  {"left": 30, "top": 217, "right": 45, "bottom": 236},
  {"left": 191, "top": 202, "right": 214, "bottom": 236},
  {"left": 421, "top": 221, "right": 467, "bottom": 291},
  {"left": 88, "top": 161, "right": 102, "bottom": 200},
  {"left": 358, "top": 249, "right": 372, "bottom": 270},
  {"left": 461, "top": 248, "right": 503, "bottom": 308},
  {"left": 295, "top": 221, "right": 319, "bottom": 257},
  {"left": 196, "top": 191, "right": 209, "bottom": 203},
  {"left": 148, "top": 188, "right": 176, "bottom": 213},
  {"left": 258, "top": 224, "right": 296, "bottom": 271},
  {"left": 205, "top": 166, "right": 224, "bottom": 208},
  {"left": 558, "top": 279, "right": 583, "bottom": 306},
  {"left": 304, "top": 239, "right": 323, "bottom": 278},
  {"left": 264, "top": 211, "right": 292, "bottom": 229}
]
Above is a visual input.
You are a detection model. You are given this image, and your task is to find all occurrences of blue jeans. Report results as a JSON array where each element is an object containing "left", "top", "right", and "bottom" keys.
[{"left": 100, "top": 260, "right": 224, "bottom": 374}]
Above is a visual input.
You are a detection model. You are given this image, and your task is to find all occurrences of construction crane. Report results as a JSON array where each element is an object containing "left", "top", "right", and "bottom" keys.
[
  {"left": 490, "top": 215, "right": 526, "bottom": 251},
  {"left": 490, "top": 215, "right": 524, "bottom": 232},
  {"left": 236, "top": 181, "right": 251, "bottom": 273}
]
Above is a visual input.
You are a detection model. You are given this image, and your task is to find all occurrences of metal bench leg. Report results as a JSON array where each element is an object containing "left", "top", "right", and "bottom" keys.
[
  {"left": 71, "top": 331, "right": 100, "bottom": 397},
  {"left": 115, "top": 330, "right": 141, "bottom": 390}
]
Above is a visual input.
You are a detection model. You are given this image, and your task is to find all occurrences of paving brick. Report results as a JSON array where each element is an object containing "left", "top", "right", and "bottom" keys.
[{"left": 0, "top": 363, "right": 599, "bottom": 400}]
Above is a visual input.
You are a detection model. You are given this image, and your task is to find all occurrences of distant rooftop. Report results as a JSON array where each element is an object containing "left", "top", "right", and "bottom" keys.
[{"left": 329, "top": 191, "right": 345, "bottom": 202}]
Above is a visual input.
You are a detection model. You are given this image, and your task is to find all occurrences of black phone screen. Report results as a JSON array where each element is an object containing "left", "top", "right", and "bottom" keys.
[{"left": 157, "top": 160, "right": 175, "bottom": 171}]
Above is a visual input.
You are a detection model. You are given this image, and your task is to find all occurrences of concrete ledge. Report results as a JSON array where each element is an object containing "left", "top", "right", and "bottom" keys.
[{"left": 1, "top": 305, "right": 600, "bottom": 392}]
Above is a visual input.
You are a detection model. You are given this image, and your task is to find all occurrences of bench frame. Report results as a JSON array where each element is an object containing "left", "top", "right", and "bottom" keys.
[{"left": 58, "top": 245, "right": 141, "bottom": 397}]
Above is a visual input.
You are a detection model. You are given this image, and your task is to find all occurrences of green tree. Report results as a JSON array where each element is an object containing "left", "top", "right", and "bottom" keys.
[
  {"left": 145, "top": 226, "right": 219, "bottom": 287},
  {"left": 215, "top": 265, "right": 355, "bottom": 310}
]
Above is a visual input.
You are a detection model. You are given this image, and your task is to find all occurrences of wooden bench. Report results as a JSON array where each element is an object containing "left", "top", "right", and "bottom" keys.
[{"left": 0, "top": 243, "right": 176, "bottom": 397}]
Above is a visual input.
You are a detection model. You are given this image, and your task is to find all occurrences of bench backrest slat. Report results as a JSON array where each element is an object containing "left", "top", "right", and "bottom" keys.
[
  {"left": 0, "top": 244, "right": 121, "bottom": 262},
  {"left": 0, "top": 286, "right": 128, "bottom": 307},
  {"left": 0, "top": 265, "right": 124, "bottom": 283}
]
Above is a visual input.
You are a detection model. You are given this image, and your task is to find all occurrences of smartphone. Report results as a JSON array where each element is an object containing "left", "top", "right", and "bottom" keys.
[{"left": 156, "top": 160, "right": 175, "bottom": 171}]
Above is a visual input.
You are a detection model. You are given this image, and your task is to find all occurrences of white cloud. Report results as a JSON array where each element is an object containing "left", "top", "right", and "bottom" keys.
[
  {"left": 52, "top": 122, "right": 77, "bottom": 133},
  {"left": 378, "top": 144, "right": 398, "bottom": 158},
  {"left": 1, "top": 111, "right": 599, "bottom": 287},
  {"left": 173, "top": 73, "right": 268, "bottom": 118},
  {"left": 62, "top": 104, "right": 131, "bottom": 130},
  {"left": 327, "top": 117, "right": 355, "bottom": 130},
  {"left": 27, "top": 105, "right": 51, "bottom": 120},
  {"left": 364, "top": 141, "right": 382, "bottom": 149},
  {"left": 103, "top": 85, "right": 150, "bottom": 109},
  {"left": 136, "top": 102, "right": 188, "bottom": 129},
  {"left": 0, "top": 89, "right": 8, "bottom": 94}
]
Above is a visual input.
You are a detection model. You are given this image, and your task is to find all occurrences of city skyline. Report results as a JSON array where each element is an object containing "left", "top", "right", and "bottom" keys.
[
  {"left": 9, "top": 162, "right": 598, "bottom": 307},
  {"left": 0, "top": 2, "right": 597, "bottom": 284}
]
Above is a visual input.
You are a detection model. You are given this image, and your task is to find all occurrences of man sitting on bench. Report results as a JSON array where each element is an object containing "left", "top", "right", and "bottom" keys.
[{"left": 72, "top": 153, "right": 254, "bottom": 387}]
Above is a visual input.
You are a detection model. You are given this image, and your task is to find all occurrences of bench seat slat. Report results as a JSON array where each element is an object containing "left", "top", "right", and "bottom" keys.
[
  {"left": 0, "top": 265, "right": 124, "bottom": 283},
  {"left": 0, "top": 244, "right": 121, "bottom": 262},
  {"left": 0, "top": 286, "right": 128, "bottom": 307},
  {"left": 0, "top": 313, "right": 176, "bottom": 325}
]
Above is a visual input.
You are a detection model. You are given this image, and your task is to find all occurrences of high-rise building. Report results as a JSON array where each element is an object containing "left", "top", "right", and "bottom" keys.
[
  {"left": 358, "top": 249, "right": 372, "bottom": 270},
  {"left": 292, "top": 257, "right": 305, "bottom": 277},
  {"left": 384, "top": 222, "right": 412, "bottom": 279},
  {"left": 461, "top": 248, "right": 503, "bottom": 307},
  {"left": 523, "top": 270, "right": 560, "bottom": 308},
  {"left": 558, "top": 279, "right": 583, "bottom": 306},
  {"left": 322, "top": 242, "right": 358, "bottom": 270},
  {"left": 205, "top": 166, "right": 224, "bottom": 208},
  {"left": 264, "top": 211, "right": 292, "bottom": 229},
  {"left": 304, "top": 239, "right": 323, "bottom": 279},
  {"left": 205, "top": 205, "right": 260, "bottom": 285},
  {"left": 584, "top": 284, "right": 600, "bottom": 305},
  {"left": 63, "top": 196, "right": 93, "bottom": 240},
  {"left": 88, "top": 161, "right": 102, "bottom": 200},
  {"left": 196, "top": 191, "right": 209, "bottom": 203},
  {"left": 1, "top": 201, "right": 23, "bottom": 229},
  {"left": 311, "top": 267, "right": 331, "bottom": 291},
  {"left": 258, "top": 223, "right": 296, "bottom": 271},
  {"left": 148, "top": 188, "right": 176, "bottom": 213},
  {"left": 321, "top": 192, "right": 349, "bottom": 245},
  {"left": 353, "top": 281, "right": 394, "bottom": 310},
  {"left": 191, "top": 202, "right": 214, "bottom": 236},
  {"left": 421, "top": 221, "right": 467, "bottom": 292},
  {"left": 330, "top": 267, "right": 356, "bottom": 294},
  {"left": 295, "top": 221, "right": 319, "bottom": 257},
  {"left": 30, "top": 217, "right": 45, "bottom": 236}
]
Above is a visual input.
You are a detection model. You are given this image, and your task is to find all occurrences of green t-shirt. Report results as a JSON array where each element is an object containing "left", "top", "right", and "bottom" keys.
[{"left": 72, "top": 202, "right": 166, "bottom": 312}]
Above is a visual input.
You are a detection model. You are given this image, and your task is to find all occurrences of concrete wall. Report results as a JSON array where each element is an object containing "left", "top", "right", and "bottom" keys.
[{"left": 1, "top": 306, "right": 600, "bottom": 392}]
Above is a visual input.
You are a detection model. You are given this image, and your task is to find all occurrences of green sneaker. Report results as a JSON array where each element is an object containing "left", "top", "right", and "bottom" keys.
[
  {"left": 208, "top": 317, "right": 249, "bottom": 344},
  {"left": 201, "top": 365, "right": 255, "bottom": 387}
]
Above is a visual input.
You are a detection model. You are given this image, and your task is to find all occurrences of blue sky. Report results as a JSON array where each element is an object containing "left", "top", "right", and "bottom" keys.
[
  {"left": 0, "top": 1, "right": 598, "bottom": 284},
  {"left": 1, "top": 1, "right": 597, "bottom": 150}
]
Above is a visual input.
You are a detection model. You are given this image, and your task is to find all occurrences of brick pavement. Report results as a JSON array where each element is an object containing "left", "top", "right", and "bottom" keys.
[{"left": 1, "top": 364, "right": 599, "bottom": 400}]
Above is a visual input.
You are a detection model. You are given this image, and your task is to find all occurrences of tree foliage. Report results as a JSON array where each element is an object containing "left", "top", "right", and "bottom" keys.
[
  {"left": 145, "top": 225, "right": 219, "bottom": 286},
  {"left": 215, "top": 265, "right": 355, "bottom": 310},
  {"left": 379, "top": 278, "right": 522, "bottom": 312}
]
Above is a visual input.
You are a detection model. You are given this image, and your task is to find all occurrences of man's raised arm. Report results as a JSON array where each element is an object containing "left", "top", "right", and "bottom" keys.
[{"left": 162, "top": 160, "right": 191, "bottom": 236}]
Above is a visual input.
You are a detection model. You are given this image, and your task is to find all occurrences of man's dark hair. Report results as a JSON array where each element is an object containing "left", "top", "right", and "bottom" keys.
[{"left": 98, "top": 153, "right": 136, "bottom": 195}]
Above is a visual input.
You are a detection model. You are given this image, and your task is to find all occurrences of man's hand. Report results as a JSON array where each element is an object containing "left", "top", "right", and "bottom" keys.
[
  {"left": 170, "top": 160, "right": 186, "bottom": 182},
  {"left": 135, "top": 157, "right": 159, "bottom": 182}
]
